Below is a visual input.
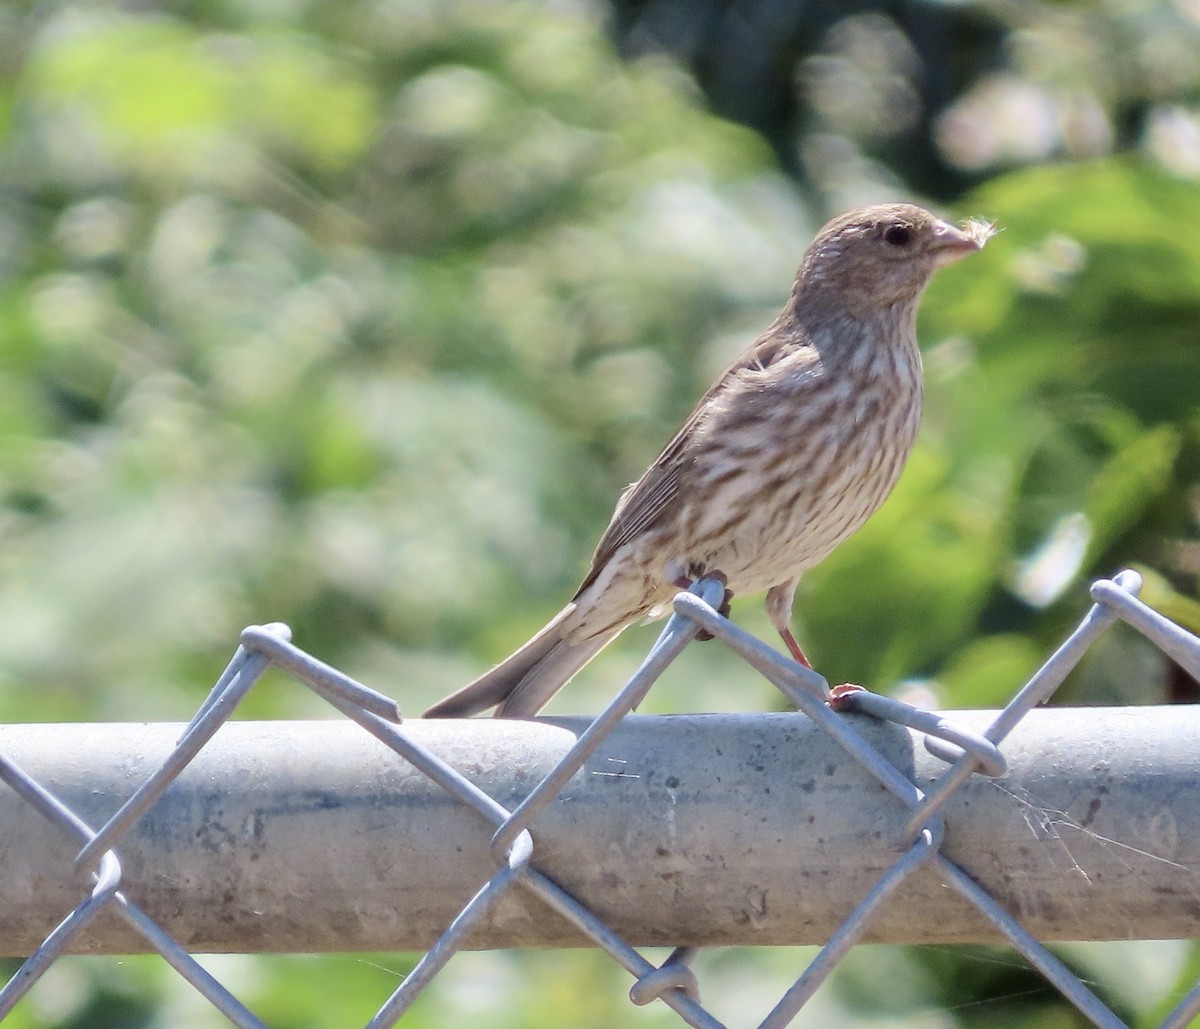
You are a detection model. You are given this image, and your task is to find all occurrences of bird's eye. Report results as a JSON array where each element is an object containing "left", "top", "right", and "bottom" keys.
[{"left": 882, "top": 224, "right": 912, "bottom": 246}]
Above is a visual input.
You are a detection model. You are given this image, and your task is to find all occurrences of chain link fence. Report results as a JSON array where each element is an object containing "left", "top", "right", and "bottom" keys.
[{"left": 2, "top": 568, "right": 1199, "bottom": 1028}]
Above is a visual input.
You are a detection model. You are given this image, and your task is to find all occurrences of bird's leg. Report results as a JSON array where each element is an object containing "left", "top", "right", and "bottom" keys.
[
  {"left": 765, "top": 578, "right": 812, "bottom": 668},
  {"left": 673, "top": 571, "right": 732, "bottom": 641},
  {"left": 777, "top": 626, "right": 813, "bottom": 669}
]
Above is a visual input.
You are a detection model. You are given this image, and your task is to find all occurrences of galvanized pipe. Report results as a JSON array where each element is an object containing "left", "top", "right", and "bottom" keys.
[{"left": 0, "top": 706, "right": 1194, "bottom": 956}]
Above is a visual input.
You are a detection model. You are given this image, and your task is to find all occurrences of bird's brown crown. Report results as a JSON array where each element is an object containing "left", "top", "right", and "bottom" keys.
[{"left": 794, "top": 203, "right": 993, "bottom": 311}]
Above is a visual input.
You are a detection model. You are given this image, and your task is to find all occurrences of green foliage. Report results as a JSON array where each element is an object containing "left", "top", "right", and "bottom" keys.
[
  {"left": 30, "top": 18, "right": 377, "bottom": 171},
  {"left": 0, "top": 1, "right": 801, "bottom": 723}
]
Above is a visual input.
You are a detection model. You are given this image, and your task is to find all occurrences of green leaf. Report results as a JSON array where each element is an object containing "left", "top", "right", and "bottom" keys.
[
  {"left": 1084, "top": 424, "right": 1181, "bottom": 565},
  {"left": 937, "top": 634, "right": 1045, "bottom": 709},
  {"left": 30, "top": 17, "right": 377, "bottom": 170}
]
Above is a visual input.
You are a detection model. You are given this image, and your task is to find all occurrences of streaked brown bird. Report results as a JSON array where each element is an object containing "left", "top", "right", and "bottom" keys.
[{"left": 426, "top": 203, "right": 993, "bottom": 718}]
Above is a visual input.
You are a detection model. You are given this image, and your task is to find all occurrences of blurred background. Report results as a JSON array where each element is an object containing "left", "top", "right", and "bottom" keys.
[{"left": 1, "top": 0, "right": 1199, "bottom": 1025}]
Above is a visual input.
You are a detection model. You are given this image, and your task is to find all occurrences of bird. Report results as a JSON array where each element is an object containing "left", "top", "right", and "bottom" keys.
[{"left": 425, "top": 203, "right": 993, "bottom": 718}]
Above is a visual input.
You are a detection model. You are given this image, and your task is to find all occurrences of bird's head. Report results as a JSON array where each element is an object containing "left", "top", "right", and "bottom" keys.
[{"left": 795, "top": 203, "right": 994, "bottom": 314}]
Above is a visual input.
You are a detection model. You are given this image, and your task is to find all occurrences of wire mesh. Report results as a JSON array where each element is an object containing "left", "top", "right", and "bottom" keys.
[{"left": 2, "top": 568, "right": 1199, "bottom": 1028}]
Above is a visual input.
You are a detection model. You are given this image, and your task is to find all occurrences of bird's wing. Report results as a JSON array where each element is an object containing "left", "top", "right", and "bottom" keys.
[
  {"left": 577, "top": 415, "right": 695, "bottom": 592},
  {"left": 575, "top": 325, "right": 800, "bottom": 596}
]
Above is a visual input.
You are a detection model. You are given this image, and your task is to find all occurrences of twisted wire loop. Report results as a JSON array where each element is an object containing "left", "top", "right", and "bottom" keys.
[
  {"left": 0, "top": 569, "right": 1197, "bottom": 1028},
  {"left": 630, "top": 948, "right": 701, "bottom": 1005},
  {"left": 0, "top": 753, "right": 267, "bottom": 1028}
]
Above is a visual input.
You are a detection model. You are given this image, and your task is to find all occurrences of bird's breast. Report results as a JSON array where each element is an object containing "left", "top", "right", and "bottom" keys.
[{"left": 671, "top": 338, "right": 923, "bottom": 594}]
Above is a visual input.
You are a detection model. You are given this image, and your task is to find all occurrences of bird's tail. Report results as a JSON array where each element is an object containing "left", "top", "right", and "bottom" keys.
[{"left": 424, "top": 605, "right": 622, "bottom": 718}]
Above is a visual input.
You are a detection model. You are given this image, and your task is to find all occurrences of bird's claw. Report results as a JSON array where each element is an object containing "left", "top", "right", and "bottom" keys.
[
  {"left": 828, "top": 682, "right": 867, "bottom": 711},
  {"left": 695, "top": 588, "right": 733, "bottom": 642}
]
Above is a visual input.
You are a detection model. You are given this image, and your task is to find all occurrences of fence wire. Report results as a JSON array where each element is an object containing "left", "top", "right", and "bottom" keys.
[{"left": 2, "top": 568, "right": 1200, "bottom": 1028}]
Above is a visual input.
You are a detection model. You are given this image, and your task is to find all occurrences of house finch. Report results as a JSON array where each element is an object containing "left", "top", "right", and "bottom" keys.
[{"left": 425, "top": 204, "right": 993, "bottom": 718}]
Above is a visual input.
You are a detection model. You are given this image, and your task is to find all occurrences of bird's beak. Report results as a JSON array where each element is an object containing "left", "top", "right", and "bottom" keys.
[{"left": 929, "top": 218, "right": 995, "bottom": 266}]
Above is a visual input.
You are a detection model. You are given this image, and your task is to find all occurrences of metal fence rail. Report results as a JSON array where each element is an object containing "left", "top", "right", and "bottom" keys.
[
  {"left": 0, "top": 569, "right": 1199, "bottom": 1028},
  {"left": 4, "top": 707, "right": 1198, "bottom": 953}
]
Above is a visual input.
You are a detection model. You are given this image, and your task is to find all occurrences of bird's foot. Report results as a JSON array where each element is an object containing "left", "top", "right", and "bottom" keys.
[
  {"left": 828, "top": 682, "right": 867, "bottom": 711},
  {"left": 674, "top": 572, "right": 732, "bottom": 641}
]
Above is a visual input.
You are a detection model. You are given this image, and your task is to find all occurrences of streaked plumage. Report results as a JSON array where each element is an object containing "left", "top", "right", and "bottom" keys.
[{"left": 426, "top": 204, "right": 992, "bottom": 718}]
